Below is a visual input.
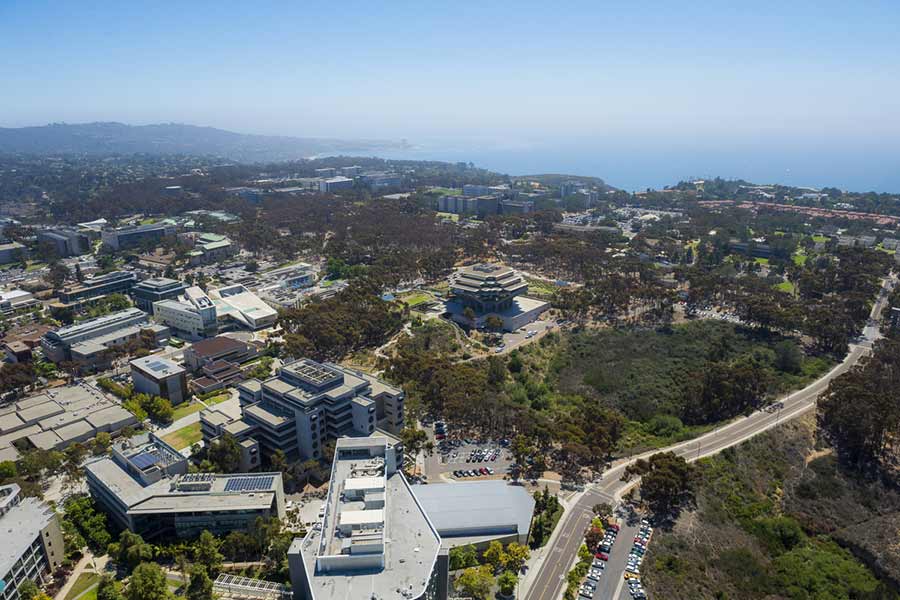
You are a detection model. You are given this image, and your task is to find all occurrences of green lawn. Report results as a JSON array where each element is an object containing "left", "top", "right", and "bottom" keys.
[
  {"left": 204, "top": 392, "right": 231, "bottom": 406},
  {"left": 523, "top": 276, "right": 558, "bottom": 298},
  {"left": 775, "top": 281, "right": 795, "bottom": 294},
  {"left": 754, "top": 257, "right": 770, "bottom": 265},
  {"left": 399, "top": 292, "right": 432, "bottom": 307},
  {"left": 792, "top": 250, "right": 808, "bottom": 266},
  {"left": 811, "top": 234, "right": 830, "bottom": 243},
  {"left": 435, "top": 211, "right": 460, "bottom": 222},
  {"left": 171, "top": 392, "right": 230, "bottom": 421},
  {"left": 65, "top": 572, "right": 101, "bottom": 600},
  {"left": 171, "top": 401, "right": 204, "bottom": 421},
  {"left": 162, "top": 423, "right": 201, "bottom": 450},
  {"left": 25, "top": 261, "right": 48, "bottom": 272},
  {"left": 430, "top": 186, "right": 462, "bottom": 196}
]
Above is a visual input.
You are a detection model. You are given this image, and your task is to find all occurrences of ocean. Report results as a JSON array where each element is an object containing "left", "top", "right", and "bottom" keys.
[{"left": 368, "top": 138, "right": 900, "bottom": 194}]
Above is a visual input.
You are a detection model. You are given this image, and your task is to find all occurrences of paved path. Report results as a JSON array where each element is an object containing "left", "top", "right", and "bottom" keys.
[
  {"left": 54, "top": 554, "right": 110, "bottom": 600},
  {"left": 524, "top": 276, "right": 894, "bottom": 600}
]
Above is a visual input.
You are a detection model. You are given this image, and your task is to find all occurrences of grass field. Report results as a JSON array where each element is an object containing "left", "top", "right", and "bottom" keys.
[
  {"left": 775, "top": 281, "right": 795, "bottom": 294},
  {"left": 399, "top": 291, "right": 433, "bottom": 307},
  {"left": 429, "top": 186, "right": 461, "bottom": 196},
  {"left": 792, "top": 249, "right": 808, "bottom": 266},
  {"left": 162, "top": 423, "right": 201, "bottom": 450},
  {"left": 811, "top": 234, "right": 830, "bottom": 243},
  {"left": 523, "top": 276, "right": 558, "bottom": 298},
  {"left": 754, "top": 257, "right": 770, "bottom": 265},
  {"left": 172, "top": 392, "right": 231, "bottom": 420},
  {"left": 25, "top": 261, "right": 48, "bottom": 272},
  {"left": 65, "top": 572, "right": 101, "bottom": 600},
  {"left": 435, "top": 211, "right": 460, "bottom": 222}
]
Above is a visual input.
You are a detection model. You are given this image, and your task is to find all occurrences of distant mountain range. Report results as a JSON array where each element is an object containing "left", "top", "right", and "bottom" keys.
[{"left": 0, "top": 122, "right": 408, "bottom": 162}]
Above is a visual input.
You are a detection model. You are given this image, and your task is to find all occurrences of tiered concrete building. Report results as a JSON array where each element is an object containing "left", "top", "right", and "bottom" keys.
[
  {"left": 201, "top": 359, "right": 404, "bottom": 464},
  {"left": 446, "top": 263, "right": 549, "bottom": 331}
]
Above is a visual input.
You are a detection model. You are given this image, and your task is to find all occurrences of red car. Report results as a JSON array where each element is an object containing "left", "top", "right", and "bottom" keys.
[
  {"left": 595, "top": 552, "right": 609, "bottom": 561},
  {"left": 607, "top": 523, "right": 620, "bottom": 532}
]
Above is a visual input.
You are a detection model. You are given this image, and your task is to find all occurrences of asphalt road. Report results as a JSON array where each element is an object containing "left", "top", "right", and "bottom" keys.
[{"left": 524, "top": 276, "right": 894, "bottom": 600}]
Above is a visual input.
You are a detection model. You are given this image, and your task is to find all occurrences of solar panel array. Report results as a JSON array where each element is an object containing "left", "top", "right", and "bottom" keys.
[
  {"left": 224, "top": 476, "right": 274, "bottom": 492},
  {"left": 131, "top": 452, "right": 160, "bottom": 470}
]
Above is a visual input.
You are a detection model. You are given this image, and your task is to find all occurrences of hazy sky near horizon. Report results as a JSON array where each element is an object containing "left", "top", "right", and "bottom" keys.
[{"left": 2, "top": 1, "right": 900, "bottom": 173}]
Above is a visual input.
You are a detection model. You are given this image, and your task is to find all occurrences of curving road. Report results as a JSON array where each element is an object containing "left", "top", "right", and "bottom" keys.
[{"left": 524, "top": 276, "right": 894, "bottom": 600}]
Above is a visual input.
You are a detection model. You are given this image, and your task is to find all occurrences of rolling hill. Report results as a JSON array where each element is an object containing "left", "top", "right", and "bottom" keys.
[{"left": 0, "top": 122, "right": 404, "bottom": 162}]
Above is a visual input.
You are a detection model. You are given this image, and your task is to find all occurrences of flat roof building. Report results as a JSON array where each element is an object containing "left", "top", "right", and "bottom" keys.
[
  {"left": 58, "top": 270, "right": 137, "bottom": 305},
  {"left": 101, "top": 222, "right": 176, "bottom": 251},
  {"left": 131, "top": 277, "right": 187, "bottom": 314},
  {"left": 153, "top": 286, "right": 218, "bottom": 341},
  {"left": 85, "top": 433, "right": 284, "bottom": 540},
  {"left": 36, "top": 228, "right": 91, "bottom": 258},
  {"left": 288, "top": 437, "right": 447, "bottom": 600},
  {"left": 226, "top": 359, "right": 405, "bottom": 462},
  {"left": 40, "top": 307, "right": 168, "bottom": 365},
  {"left": 130, "top": 355, "right": 188, "bottom": 406},
  {"left": 0, "top": 484, "right": 64, "bottom": 600},
  {"left": 411, "top": 481, "right": 535, "bottom": 546},
  {"left": 0, "top": 290, "right": 39, "bottom": 315},
  {"left": 318, "top": 177, "right": 354, "bottom": 194},
  {"left": 0, "top": 242, "right": 25, "bottom": 265},
  {"left": 0, "top": 382, "right": 138, "bottom": 459}
]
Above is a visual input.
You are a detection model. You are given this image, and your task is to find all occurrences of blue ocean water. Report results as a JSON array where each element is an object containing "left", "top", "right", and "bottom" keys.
[{"left": 370, "top": 139, "right": 900, "bottom": 194}]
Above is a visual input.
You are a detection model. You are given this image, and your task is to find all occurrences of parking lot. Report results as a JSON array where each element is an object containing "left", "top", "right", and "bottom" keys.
[
  {"left": 578, "top": 506, "right": 647, "bottom": 600},
  {"left": 495, "top": 318, "right": 556, "bottom": 355},
  {"left": 423, "top": 437, "right": 513, "bottom": 481}
]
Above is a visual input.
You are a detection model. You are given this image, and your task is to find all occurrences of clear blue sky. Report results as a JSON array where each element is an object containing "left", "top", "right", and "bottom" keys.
[{"left": 2, "top": 1, "right": 899, "bottom": 189}]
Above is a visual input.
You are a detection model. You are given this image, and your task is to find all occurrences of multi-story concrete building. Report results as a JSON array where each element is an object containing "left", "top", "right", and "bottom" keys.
[
  {"left": 0, "top": 290, "right": 39, "bottom": 315},
  {"left": 40, "top": 307, "right": 169, "bottom": 366},
  {"left": 101, "top": 223, "right": 177, "bottom": 251},
  {"left": 57, "top": 271, "right": 137, "bottom": 304},
  {"left": 130, "top": 277, "right": 187, "bottom": 314},
  {"left": 559, "top": 181, "right": 578, "bottom": 198},
  {"left": 153, "top": 286, "right": 218, "bottom": 340},
  {"left": 85, "top": 433, "right": 284, "bottom": 540},
  {"left": 0, "top": 242, "right": 26, "bottom": 265},
  {"left": 130, "top": 355, "right": 188, "bottom": 406},
  {"left": 186, "top": 233, "right": 237, "bottom": 265},
  {"left": 36, "top": 228, "right": 91, "bottom": 258},
  {"left": 318, "top": 177, "right": 354, "bottom": 193},
  {"left": 0, "top": 484, "right": 64, "bottom": 600},
  {"left": 183, "top": 336, "right": 260, "bottom": 372},
  {"left": 219, "top": 359, "right": 404, "bottom": 462},
  {"left": 314, "top": 168, "right": 336, "bottom": 178},
  {"left": 360, "top": 172, "right": 401, "bottom": 189},
  {"left": 208, "top": 285, "right": 277, "bottom": 331},
  {"left": 288, "top": 437, "right": 448, "bottom": 600},
  {"left": 446, "top": 263, "right": 548, "bottom": 331},
  {"left": 462, "top": 183, "right": 512, "bottom": 197},
  {"left": 449, "top": 263, "right": 528, "bottom": 314}
]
